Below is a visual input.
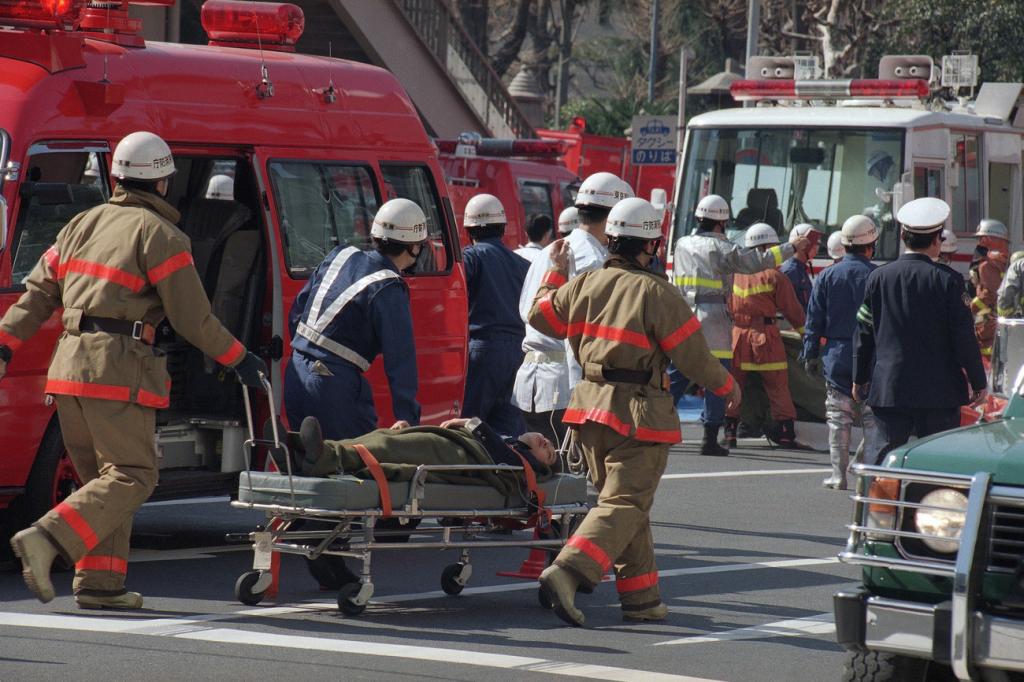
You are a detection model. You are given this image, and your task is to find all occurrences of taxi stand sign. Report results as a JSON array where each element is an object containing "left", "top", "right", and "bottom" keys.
[{"left": 631, "top": 115, "right": 677, "bottom": 165}]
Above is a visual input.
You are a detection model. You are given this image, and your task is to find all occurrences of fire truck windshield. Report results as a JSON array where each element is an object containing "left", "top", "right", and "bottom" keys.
[{"left": 675, "top": 127, "right": 905, "bottom": 260}]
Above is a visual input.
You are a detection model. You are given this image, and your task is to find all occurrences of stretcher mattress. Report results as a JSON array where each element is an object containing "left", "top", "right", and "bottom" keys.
[{"left": 237, "top": 471, "right": 588, "bottom": 511}]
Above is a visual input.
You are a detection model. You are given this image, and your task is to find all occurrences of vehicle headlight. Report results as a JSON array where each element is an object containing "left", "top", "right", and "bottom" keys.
[{"left": 914, "top": 488, "right": 968, "bottom": 553}]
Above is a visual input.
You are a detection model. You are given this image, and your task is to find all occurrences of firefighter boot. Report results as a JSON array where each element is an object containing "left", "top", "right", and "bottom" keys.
[
  {"left": 623, "top": 603, "right": 669, "bottom": 622},
  {"left": 823, "top": 447, "right": 849, "bottom": 490},
  {"left": 10, "top": 527, "right": 57, "bottom": 603},
  {"left": 768, "top": 420, "right": 812, "bottom": 450},
  {"left": 700, "top": 424, "right": 729, "bottom": 457},
  {"left": 75, "top": 590, "right": 144, "bottom": 610},
  {"left": 722, "top": 417, "right": 739, "bottom": 448},
  {"left": 539, "top": 565, "right": 585, "bottom": 627}
]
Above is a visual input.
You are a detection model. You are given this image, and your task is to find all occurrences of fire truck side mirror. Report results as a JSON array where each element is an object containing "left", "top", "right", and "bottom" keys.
[
  {"left": 650, "top": 188, "right": 668, "bottom": 213},
  {"left": 0, "top": 195, "right": 7, "bottom": 253},
  {"left": 890, "top": 176, "right": 914, "bottom": 217}
]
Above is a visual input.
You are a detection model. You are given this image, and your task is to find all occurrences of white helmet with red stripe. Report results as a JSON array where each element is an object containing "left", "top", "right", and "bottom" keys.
[
  {"left": 745, "top": 222, "right": 780, "bottom": 247},
  {"left": 940, "top": 229, "right": 958, "bottom": 254},
  {"left": 827, "top": 231, "right": 846, "bottom": 259},
  {"left": 694, "top": 194, "right": 730, "bottom": 221},
  {"left": 371, "top": 198, "right": 428, "bottom": 243},
  {"left": 464, "top": 193, "right": 507, "bottom": 228},
  {"left": 112, "top": 131, "right": 176, "bottom": 181},
  {"left": 557, "top": 206, "right": 579, "bottom": 235},
  {"left": 604, "top": 198, "right": 663, "bottom": 240},
  {"left": 576, "top": 172, "right": 634, "bottom": 209}
]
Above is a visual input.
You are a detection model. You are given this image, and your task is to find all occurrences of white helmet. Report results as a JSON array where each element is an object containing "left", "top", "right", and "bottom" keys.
[
  {"left": 112, "top": 131, "right": 176, "bottom": 181},
  {"left": 464, "top": 193, "right": 506, "bottom": 228},
  {"left": 694, "top": 194, "right": 730, "bottom": 222},
  {"left": 745, "top": 222, "right": 780, "bottom": 248},
  {"left": 371, "top": 198, "right": 428, "bottom": 243},
  {"left": 604, "top": 198, "right": 663, "bottom": 240},
  {"left": 576, "top": 172, "right": 634, "bottom": 209},
  {"left": 205, "top": 174, "right": 234, "bottom": 200},
  {"left": 840, "top": 215, "right": 878, "bottom": 246},
  {"left": 826, "top": 231, "right": 846, "bottom": 259},
  {"left": 977, "top": 218, "right": 1008, "bottom": 241},
  {"left": 940, "top": 229, "right": 958, "bottom": 254},
  {"left": 789, "top": 223, "right": 823, "bottom": 243},
  {"left": 557, "top": 206, "right": 579, "bottom": 235}
]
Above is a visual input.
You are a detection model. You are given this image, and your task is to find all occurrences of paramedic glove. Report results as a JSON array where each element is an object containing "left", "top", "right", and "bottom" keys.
[
  {"left": 802, "top": 357, "right": 822, "bottom": 376},
  {"left": 234, "top": 352, "right": 269, "bottom": 389}
]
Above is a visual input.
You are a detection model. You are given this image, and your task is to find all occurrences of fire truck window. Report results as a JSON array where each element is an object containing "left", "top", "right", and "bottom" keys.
[
  {"left": 380, "top": 164, "right": 449, "bottom": 275},
  {"left": 913, "top": 167, "right": 943, "bottom": 199},
  {"left": 951, "top": 134, "right": 982, "bottom": 234},
  {"left": 987, "top": 162, "right": 1013, "bottom": 231},
  {"left": 269, "top": 161, "right": 379, "bottom": 277},
  {"left": 562, "top": 182, "right": 579, "bottom": 208},
  {"left": 11, "top": 150, "right": 109, "bottom": 284},
  {"left": 519, "top": 182, "right": 554, "bottom": 224}
]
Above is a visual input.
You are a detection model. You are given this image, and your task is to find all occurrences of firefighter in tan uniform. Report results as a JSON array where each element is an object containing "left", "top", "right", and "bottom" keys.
[
  {"left": 528, "top": 198, "right": 740, "bottom": 626},
  {"left": 3, "top": 132, "right": 266, "bottom": 609},
  {"left": 723, "top": 223, "right": 807, "bottom": 448},
  {"left": 969, "top": 219, "right": 1010, "bottom": 359}
]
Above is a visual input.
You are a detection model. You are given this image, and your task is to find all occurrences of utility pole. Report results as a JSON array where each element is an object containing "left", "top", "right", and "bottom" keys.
[
  {"left": 744, "top": 0, "right": 760, "bottom": 108},
  {"left": 648, "top": 0, "right": 659, "bottom": 104}
]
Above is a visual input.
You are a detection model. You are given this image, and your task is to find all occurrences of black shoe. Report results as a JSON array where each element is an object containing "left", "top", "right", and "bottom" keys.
[
  {"left": 700, "top": 424, "right": 729, "bottom": 457},
  {"left": 263, "top": 418, "right": 298, "bottom": 473},
  {"left": 722, "top": 417, "right": 738, "bottom": 448},
  {"left": 766, "top": 420, "right": 813, "bottom": 450},
  {"left": 737, "top": 421, "right": 763, "bottom": 438},
  {"left": 299, "top": 416, "right": 327, "bottom": 475}
]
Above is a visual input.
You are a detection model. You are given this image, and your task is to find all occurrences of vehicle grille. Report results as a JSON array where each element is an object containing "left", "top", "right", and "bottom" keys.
[{"left": 988, "top": 504, "right": 1024, "bottom": 574}]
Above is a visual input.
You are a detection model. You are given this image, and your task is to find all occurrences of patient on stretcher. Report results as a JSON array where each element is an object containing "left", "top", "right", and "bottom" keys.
[{"left": 267, "top": 416, "right": 557, "bottom": 495}]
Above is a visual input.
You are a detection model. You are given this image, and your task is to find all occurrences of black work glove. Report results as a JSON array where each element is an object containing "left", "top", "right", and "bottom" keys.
[{"left": 234, "top": 351, "right": 268, "bottom": 388}]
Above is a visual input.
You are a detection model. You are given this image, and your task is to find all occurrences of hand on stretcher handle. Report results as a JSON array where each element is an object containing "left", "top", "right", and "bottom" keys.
[{"left": 242, "top": 370, "right": 282, "bottom": 449}]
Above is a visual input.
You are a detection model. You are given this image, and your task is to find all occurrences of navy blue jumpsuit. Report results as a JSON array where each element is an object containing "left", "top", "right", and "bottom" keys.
[
  {"left": 461, "top": 237, "right": 530, "bottom": 437},
  {"left": 781, "top": 257, "right": 813, "bottom": 311},
  {"left": 285, "top": 246, "right": 420, "bottom": 441}
]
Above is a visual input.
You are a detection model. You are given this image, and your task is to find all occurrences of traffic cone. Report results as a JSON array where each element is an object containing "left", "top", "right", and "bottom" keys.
[{"left": 496, "top": 527, "right": 549, "bottom": 579}]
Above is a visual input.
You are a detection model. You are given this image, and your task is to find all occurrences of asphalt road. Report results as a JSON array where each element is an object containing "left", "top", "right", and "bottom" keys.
[{"left": 0, "top": 429, "right": 859, "bottom": 682}]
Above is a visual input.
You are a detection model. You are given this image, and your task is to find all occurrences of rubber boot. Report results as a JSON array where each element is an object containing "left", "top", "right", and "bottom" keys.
[
  {"left": 722, "top": 417, "right": 738, "bottom": 448},
  {"left": 539, "top": 565, "right": 585, "bottom": 626},
  {"left": 10, "top": 527, "right": 58, "bottom": 603},
  {"left": 768, "top": 420, "right": 812, "bottom": 450},
  {"left": 700, "top": 424, "right": 729, "bottom": 457},
  {"left": 823, "top": 447, "right": 849, "bottom": 490},
  {"left": 623, "top": 602, "right": 669, "bottom": 622},
  {"left": 75, "top": 590, "right": 144, "bottom": 610}
]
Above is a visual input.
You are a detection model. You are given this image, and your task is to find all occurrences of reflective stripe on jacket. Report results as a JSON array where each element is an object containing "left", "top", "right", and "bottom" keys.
[
  {"left": 729, "top": 269, "right": 805, "bottom": 372},
  {"left": 0, "top": 187, "right": 244, "bottom": 407},
  {"left": 672, "top": 232, "right": 794, "bottom": 358},
  {"left": 527, "top": 256, "right": 734, "bottom": 443}
]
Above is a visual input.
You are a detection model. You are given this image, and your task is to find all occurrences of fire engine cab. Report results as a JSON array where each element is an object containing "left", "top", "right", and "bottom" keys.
[
  {"left": 670, "top": 54, "right": 1024, "bottom": 270},
  {"left": 0, "top": 0, "right": 468, "bottom": 536}
]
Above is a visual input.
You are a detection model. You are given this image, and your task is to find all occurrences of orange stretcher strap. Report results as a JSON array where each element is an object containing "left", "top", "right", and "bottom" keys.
[
  {"left": 352, "top": 444, "right": 392, "bottom": 517},
  {"left": 514, "top": 453, "right": 550, "bottom": 527}
]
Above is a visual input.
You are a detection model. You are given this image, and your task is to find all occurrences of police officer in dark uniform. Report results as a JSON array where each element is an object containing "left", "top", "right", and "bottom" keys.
[{"left": 852, "top": 198, "right": 987, "bottom": 464}]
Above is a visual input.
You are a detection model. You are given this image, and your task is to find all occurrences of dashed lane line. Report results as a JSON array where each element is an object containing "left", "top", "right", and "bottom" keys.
[
  {"left": 653, "top": 612, "right": 835, "bottom": 646},
  {"left": 0, "top": 611, "right": 724, "bottom": 682}
]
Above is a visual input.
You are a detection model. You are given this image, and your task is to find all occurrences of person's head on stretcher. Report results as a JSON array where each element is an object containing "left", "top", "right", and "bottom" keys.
[{"left": 432, "top": 418, "right": 557, "bottom": 466}]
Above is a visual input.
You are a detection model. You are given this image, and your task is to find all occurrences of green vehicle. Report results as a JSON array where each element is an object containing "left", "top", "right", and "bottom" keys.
[{"left": 834, "top": 319, "right": 1024, "bottom": 682}]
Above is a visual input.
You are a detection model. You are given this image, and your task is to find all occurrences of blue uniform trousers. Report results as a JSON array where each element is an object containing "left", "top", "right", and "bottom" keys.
[
  {"left": 463, "top": 336, "right": 527, "bottom": 437},
  {"left": 701, "top": 359, "right": 731, "bottom": 427},
  {"left": 871, "top": 407, "right": 960, "bottom": 466},
  {"left": 284, "top": 352, "right": 377, "bottom": 440}
]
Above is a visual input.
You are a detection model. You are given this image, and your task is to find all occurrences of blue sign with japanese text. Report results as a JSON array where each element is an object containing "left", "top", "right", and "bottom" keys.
[{"left": 631, "top": 115, "right": 677, "bottom": 166}]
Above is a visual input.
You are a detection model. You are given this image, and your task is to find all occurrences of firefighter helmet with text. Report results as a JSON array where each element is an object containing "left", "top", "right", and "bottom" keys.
[
  {"left": 371, "top": 198, "right": 428, "bottom": 243},
  {"left": 464, "top": 193, "right": 507, "bottom": 228},
  {"left": 557, "top": 206, "right": 579, "bottom": 235},
  {"left": 576, "top": 172, "right": 634, "bottom": 209},
  {"left": 840, "top": 215, "right": 878, "bottom": 246},
  {"left": 605, "top": 198, "right": 663, "bottom": 240},
  {"left": 694, "top": 194, "right": 730, "bottom": 222},
  {"left": 746, "top": 222, "right": 780, "bottom": 248},
  {"left": 111, "top": 131, "right": 176, "bottom": 181}
]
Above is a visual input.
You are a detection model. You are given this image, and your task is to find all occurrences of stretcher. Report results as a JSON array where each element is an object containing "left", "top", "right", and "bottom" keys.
[{"left": 229, "top": 377, "right": 590, "bottom": 616}]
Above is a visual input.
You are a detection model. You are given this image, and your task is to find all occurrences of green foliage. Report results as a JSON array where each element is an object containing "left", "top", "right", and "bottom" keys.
[{"left": 558, "top": 97, "right": 676, "bottom": 137}]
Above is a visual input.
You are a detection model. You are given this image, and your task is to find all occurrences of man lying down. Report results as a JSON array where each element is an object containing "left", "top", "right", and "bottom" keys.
[{"left": 267, "top": 416, "right": 559, "bottom": 495}]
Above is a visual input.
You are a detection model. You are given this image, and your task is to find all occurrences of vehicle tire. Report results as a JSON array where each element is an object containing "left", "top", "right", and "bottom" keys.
[
  {"left": 235, "top": 570, "right": 266, "bottom": 606},
  {"left": 441, "top": 563, "right": 467, "bottom": 596},
  {"left": 840, "top": 651, "right": 931, "bottom": 682},
  {"left": 538, "top": 586, "right": 554, "bottom": 610},
  {"left": 337, "top": 582, "right": 367, "bottom": 616}
]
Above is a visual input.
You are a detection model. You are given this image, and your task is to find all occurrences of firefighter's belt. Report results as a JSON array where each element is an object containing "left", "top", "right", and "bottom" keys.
[
  {"left": 295, "top": 321, "right": 370, "bottom": 371},
  {"left": 733, "top": 314, "right": 776, "bottom": 327},
  {"left": 693, "top": 293, "right": 727, "bottom": 305},
  {"left": 600, "top": 367, "right": 653, "bottom": 385},
  {"left": 524, "top": 350, "right": 567, "bottom": 364},
  {"left": 79, "top": 316, "right": 156, "bottom": 345}
]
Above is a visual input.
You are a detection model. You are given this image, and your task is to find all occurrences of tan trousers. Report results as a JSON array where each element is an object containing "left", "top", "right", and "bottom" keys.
[
  {"left": 555, "top": 421, "right": 669, "bottom": 612},
  {"left": 36, "top": 396, "right": 158, "bottom": 593}
]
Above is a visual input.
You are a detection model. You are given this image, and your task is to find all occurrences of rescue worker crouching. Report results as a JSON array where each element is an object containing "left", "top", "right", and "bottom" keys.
[
  {"left": 461, "top": 194, "right": 531, "bottom": 436},
  {"left": 672, "top": 194, "right": 809, "bottom": 456},
  {"left": 3, "top": 131, "right": 267, "bottom": 609},
  {"left": 969, "top": 219, "right": 1010, "bottom": 359},
  {"left": 528, "top": 197, "right": 740, "bottom": 626},
  {"left": 801, "top": 215, "right": 880, "bottom": 490},
  {"left": 723, "top": 223, "right": 807, "bottom": 450},
  {"left": 513, "top": 173, "right": 633, "bottom": 444}
]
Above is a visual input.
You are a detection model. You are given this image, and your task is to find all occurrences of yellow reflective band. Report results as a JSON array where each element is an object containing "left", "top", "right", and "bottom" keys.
[
  {"left": 769, "top": 245, "right": 783, "bottom": 267},
  {"left": 997, "top": 306, "right": 1014, "bottom": 317},
  {"left": 675, "top": 276, "right": 724, "bottom": 289},
  {"left": 981, "top": 346, "right": 992, "bottom": 356},
  {"left": 739, "top": 361, "right": 788, "bottom": 371},
  {"left": 733, "top": 282, "right": 774, "bottom": 297},
  {"left": 972, "top": 298, "right": 991, "bottom": 315},
  {"left": 795, "top": 327, "right": 805, "bottom": 335},
  {"left": 711, "top": 349, "right": 734, "bottom": 359}
]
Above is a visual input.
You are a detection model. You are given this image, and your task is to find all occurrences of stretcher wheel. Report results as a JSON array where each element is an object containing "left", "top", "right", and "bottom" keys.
[
  {"left": 337, "top": 582, "right": 367, "bottom": 616},
  {"left": 441, "top": 562, "right": 469, "bottom": 595},
  {"left": 235, "top": 570, "right": 266, "bottom": 606},
  {"left": 538, "top": 587, "right": 554, "bottom": 610}
]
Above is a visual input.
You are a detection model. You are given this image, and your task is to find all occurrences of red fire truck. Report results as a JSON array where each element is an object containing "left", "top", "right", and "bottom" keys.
[{"left": 0, "top": 0, "right": 468, "bottom": 536}]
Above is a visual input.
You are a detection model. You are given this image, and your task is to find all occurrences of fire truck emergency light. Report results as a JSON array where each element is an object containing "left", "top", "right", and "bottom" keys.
[
  {"left": 730, "top": 79, "right": 930, "bottom": 102},
  {"left": 436, "top": 138, "right": 568, "bottom": 158},
  {"left": 0, "top": 0, "right": 84, "bottom": 29},
  {"left": 201, "top": 0, "right": 304, "bottom": 47}
]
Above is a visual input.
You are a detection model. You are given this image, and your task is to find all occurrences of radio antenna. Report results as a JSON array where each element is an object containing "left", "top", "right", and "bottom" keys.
[{"left": 252, "top": 0, "right": 274, "bottom": 98}]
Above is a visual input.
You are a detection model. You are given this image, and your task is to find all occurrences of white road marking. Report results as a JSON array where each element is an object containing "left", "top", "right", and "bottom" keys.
[
  {"left": 0, "top": 611, "right": 722, "bottom": 682},
  {"left": 143, "top": 496, "right": 231, "bottom": 507},
  {"left": 662, "top": 468, "right": 828, "bottom": 480},
  {"left": 128, "top": 546, "right": 248, "bottom": 563},
  {"left": 654, "top": 612, "right": 835, "bottom": 647}
]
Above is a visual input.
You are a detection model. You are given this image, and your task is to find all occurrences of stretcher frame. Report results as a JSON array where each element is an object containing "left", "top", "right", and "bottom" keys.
[{"left": 229, "top": 378, "right": 590, "bottom": 615}]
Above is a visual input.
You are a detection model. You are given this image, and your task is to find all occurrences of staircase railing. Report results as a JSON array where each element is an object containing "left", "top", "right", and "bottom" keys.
[{"left": 396, "top": 0, "right": 535, "bottom": 138}]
